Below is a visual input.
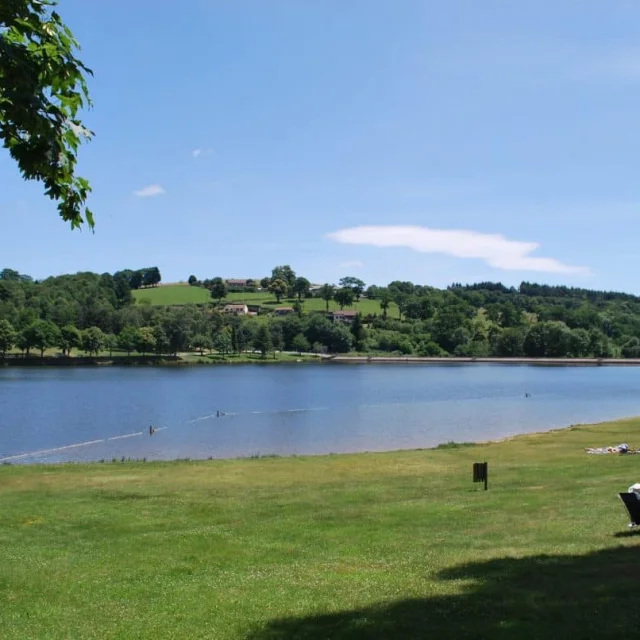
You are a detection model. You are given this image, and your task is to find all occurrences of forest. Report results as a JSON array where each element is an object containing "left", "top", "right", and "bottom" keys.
[{"left": 2, "top": 265, "right": 640, "bottom": 359}]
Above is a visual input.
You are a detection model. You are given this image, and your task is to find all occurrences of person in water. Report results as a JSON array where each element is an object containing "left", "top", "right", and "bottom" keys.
[{"left": 149, "top": 425, "right": 155, "bottom": 436}]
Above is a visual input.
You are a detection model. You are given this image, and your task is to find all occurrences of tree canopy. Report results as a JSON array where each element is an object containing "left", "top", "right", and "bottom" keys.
[
  {"left": 5, "top": 263, "right": 640, "bottom": 362},
  {"left": 1, "top": 0, "right": 94, "bottom": 228}
]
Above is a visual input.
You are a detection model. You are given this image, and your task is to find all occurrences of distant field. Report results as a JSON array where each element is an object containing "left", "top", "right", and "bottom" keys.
[
  {"left": 133, "top": 285, "right": 210, "bottom": 305},
  {"left": 133, "top": 285, "right": 399, "bottom": 316}
]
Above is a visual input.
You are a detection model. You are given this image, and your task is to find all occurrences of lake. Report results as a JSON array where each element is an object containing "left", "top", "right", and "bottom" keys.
[{"left": 2, "top": 364, "right": 640, "bottom": 464}]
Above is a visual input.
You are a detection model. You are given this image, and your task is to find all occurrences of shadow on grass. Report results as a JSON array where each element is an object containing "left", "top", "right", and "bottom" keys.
[
  {"left": 614, "top": 528, "right": 640, "bottom": 538},
  {"left": 246, "top": 546, "right": 640, "bottom": 639}
]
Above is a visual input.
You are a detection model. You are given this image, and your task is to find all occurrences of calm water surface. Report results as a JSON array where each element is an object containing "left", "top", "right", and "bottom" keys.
[{"left": 2, "top": 364, "right": 640, "bottom": 463}]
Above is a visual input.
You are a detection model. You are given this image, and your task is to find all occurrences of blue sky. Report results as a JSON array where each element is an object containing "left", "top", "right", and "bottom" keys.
[{"left": 3, "top": 0, "right": 640, "bottom": 290}]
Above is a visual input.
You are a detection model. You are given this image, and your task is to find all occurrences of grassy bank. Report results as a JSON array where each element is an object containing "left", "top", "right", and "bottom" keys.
[
  {"left": 1, "top": 352, "right": 322, "bottom": 367},
  {"left": 2, "top": 419, "right": 640, "bottom": 638},
  {"left": 179, "top": 351, "right": 321, "bottom": 364},
  {"left": 6, "top": 353, "right": 640, "bottom": 368}
]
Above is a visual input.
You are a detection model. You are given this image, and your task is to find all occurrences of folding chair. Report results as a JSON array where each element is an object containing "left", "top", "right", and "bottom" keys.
[{"left": 619, "top": 492, "right": 640, "bottom": 527}]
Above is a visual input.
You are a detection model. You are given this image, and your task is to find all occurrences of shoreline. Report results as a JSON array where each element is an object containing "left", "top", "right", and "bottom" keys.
[
  {"left": 3, "top": 415, "right": 634, "bottom": 467},
  {"left": 327, "top": 356, "right": 640, "bottom": 366},
  {"left": 4, "top": 354, "right": 640, "bottom": 367},
  {"left": 3, "top": 414, "right": 638, "bottom": 638}
]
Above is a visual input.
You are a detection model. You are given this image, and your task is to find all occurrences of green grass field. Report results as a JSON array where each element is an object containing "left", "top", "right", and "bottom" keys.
[
  {"left": 133, "top": 285, "right": 211, "bottom": 305},
  {"left": 133, "top": 285, "right": 399, "bottom": 316},
  {"left": 5, "top": 350, "right": 320, "bottom": 364},
  {"left": 180, "top": 351, "right": 321, "bottom": 364},
  {"left": 2, "top": 418, "right": 639, "bottom": 638}
]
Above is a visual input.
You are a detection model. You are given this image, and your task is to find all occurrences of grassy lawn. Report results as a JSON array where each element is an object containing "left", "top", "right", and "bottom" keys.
[
  {"left": 133, "top": 285, "right": 399, "bottom": 316},
  {"left": 180, "top": 351, "right": 322, "bottom": 364},
  {"left": 5, "top": 350, "right": 319, "bottom": 363},
  {"left": 6, "top": 348, "right": 171, "bottom": 359},
  {"left": 2, "top": 419, "right": 639, "bottom": 638}
]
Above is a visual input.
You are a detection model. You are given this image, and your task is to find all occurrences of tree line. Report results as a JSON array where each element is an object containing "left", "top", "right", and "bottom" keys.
[
  {"left": 363, "top": 280, "right": 631, "bottom": 358},
  {"left": 3, "top": 265, "right": 640, "bottom": 359},
  {"left": 0, "top": 267, "right": 361, "bottom": 358}
]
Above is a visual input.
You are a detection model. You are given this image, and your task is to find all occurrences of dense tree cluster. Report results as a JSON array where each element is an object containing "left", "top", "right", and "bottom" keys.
[
  {"left": 3, "top": 264, "right": 640, "bottom": 360},
  {"left": 362, "top": 280, "right": 627, "bottom": 358},
  {"left": 0, "top": 267, "right": 358, "bottom": 358},
  {"left": 114, "top": 267, "right": 161, "bottom": 290}
]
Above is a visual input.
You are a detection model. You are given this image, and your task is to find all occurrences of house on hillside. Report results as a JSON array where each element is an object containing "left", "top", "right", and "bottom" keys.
[
  {"left": 332, "top": 310, "right": 358, "bottom": 324},
  {"left": 223, "top": 303, "right": 248, "bottom": 316},
  {"left": 274, "top": 306, "right": 295, "bottom": 316},
  {"left": 226, "top": 278, "right": 256, "bottom": 290}
]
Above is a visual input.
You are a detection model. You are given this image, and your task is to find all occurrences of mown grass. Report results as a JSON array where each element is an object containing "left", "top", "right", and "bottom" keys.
[
  {"left": 179, "top": 351, "right": 321, "bottom": 364},
  {"left": 133, "top": 285, "right": 399, "bottom": 316},
  {"left": 3, "top": 351, "right": 318, "bottom": 365},
  {"left": 1, "top": 419, "right": 640, "bottom": 639}
]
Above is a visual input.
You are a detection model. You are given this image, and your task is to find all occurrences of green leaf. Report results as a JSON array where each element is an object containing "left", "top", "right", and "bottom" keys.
[{"left": 1, "top": 0, "right": 94, "bottom": 229}]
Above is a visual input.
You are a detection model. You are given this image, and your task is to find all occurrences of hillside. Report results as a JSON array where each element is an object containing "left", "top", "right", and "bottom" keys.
[
  {"left": 132, "top": 285, "right": 397, "bottom": 316},
  {"left": 133, "top": 284, "right": 211, "bottom": 305},
  {"left": 4, "top": 267, "right": 640, "bottom": 359}
]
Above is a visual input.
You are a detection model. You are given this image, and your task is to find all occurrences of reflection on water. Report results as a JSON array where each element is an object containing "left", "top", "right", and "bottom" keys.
[{"left": 1, "top": 364, "right": 640, "bottom": 463}]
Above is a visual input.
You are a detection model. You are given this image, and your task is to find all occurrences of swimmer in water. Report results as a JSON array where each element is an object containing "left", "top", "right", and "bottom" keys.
[{"left": 149, "top": 425, "right": 155, "bottom": 435}]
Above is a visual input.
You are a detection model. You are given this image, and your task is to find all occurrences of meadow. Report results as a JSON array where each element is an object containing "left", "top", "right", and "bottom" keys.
[
  {"left": 180, "top": 351, "right": 321, "bottom": 364},
  {"left": 133, "top": 285, "right": 399, "bottom": 316},
  {"left": 1, "top": 418, "right": 639, "bottom": 638},
  {"left": 133, "top": 284, "right": 211, "bottom": 305}
]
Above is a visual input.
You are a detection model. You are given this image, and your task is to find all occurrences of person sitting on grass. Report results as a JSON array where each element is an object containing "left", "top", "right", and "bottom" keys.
[
  {"left": 585, "top": 443, "right": 629, "bottom": 454},
  {"left": 628, "top": 483, "right": 640, "bottom": 499}
]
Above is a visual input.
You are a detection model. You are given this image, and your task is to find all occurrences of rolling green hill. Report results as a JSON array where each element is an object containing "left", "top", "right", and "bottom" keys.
[
  {"left": 133, "top": 285, "right": 211, "bottom": 305},
  {"left": 133, "top": 285, "right": 398, "bottom": 316}
]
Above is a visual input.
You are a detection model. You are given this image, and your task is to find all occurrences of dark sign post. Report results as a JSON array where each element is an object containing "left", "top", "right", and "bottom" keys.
[{"left": 473, "top": 462, "right": 488, "bottom": 491}]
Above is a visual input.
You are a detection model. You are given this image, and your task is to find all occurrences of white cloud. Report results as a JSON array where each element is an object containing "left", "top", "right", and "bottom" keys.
[
  {"left": 327, "top": 225, "right": 590, "bottom": 275},
  {"left": 133, "top": 184, "right": 166, "bottom": 198},
  {"left": 339, "top": 260, "right": 364, "bottom": 269},
  {"left": 192, "top": 148, "right": 214, "bottom": 158}
]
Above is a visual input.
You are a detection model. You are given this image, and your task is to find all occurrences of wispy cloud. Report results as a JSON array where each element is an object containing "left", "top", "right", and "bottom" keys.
[
  {"left": 339, "top": 260, "right": 364, "bottom": 269},
  {"left": 133, "top": 184, "right": 166, "bottom": 198},
  {"left": 327, "top": 225, "right": 590, "bottom": 275},
  {"left": 192, "top": 148, "right": 214, "bottom": 158}
]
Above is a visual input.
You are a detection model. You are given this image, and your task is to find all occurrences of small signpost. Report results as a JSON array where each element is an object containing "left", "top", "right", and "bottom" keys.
[{"left": 473, "top": 462, "right": 488, "bottom": 490}]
